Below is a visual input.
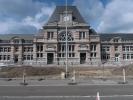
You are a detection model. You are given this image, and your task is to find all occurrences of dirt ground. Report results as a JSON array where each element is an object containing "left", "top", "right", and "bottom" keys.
[{"left": 0, "top": 64, "right": 133, "bottom": 78}]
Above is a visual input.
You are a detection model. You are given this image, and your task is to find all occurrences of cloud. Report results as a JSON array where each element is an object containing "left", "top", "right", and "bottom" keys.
[
  {"left": 74, "top": 0, "right": 133, "bottom": 33},
  {"left": 97, "top": 0, "right": 133, "bottom": 33},
  {"left": 0, "top": 0, "right": 55, "bottom": 34},
  {"left": 73, "top": 0, "right": 104, "bottom": 28}
]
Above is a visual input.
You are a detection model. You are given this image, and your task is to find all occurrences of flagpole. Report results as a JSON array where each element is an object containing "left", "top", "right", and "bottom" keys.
[{"left": 65, "top": 0, "right": 68, "bottom": 78}]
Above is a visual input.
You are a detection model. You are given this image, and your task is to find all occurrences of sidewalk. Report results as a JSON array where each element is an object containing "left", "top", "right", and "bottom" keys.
[{"left": 0, "top": 78, "right": 133, "bottom": 86}]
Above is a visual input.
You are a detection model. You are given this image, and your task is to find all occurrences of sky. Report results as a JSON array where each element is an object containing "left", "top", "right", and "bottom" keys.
[{"left": 0, "top": 0, "right": 133, "bottom": 34}]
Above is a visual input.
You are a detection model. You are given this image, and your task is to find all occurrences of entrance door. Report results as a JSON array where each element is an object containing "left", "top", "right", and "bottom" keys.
[
  {"left": 47, "top": 53, "right": 54, "bottom": 64},
  {"left": 80, "top": 53, "right": 86, "bottom": 64},
  {"left": 115, "top": 54, "right": 120, "bottom": 62},
  {"left": 14, "top": 55, "right": 18, "bottom": 63}
]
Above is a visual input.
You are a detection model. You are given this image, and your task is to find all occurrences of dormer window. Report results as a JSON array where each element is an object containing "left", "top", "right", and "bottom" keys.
[
  {"left": 14, "top": 40, "right": 19, "bottom": 43},
  {"left": 114, "top": 39, "right": 118, "bottom": 42},
  {"left": 113, "top": 37, "right": 120, "bottom": 43}
]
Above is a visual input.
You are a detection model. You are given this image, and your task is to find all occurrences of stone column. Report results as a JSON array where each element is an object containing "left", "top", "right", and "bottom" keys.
[
  {"left": 110, "top": 45, "right": 115, "bottom": 63},
  {"left": 119, "top": 44, "right": 123, "bottom": 62},
  {"left": 75, "top": 44, "right": 80, "bottom": 65},
  {"left": 96, "top": 43, "right": 101, "bottom": 65},
  {"left": 18, "top": 45, "right": 23, "bottom": 65},
  {"left": 43, "top": 44, "right": 47, "bottom": 65},
  {"left": 10, "top": 41, "right": 14, "bottom": 64},
  {"left": 33, "top": 43, "right": 37, "bottom": 65}
]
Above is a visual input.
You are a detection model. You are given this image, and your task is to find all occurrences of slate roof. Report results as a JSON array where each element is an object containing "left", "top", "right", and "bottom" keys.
[
  {"left": 99, "top": 34, "right": 133, "bottom": 41},
  {"left": 0, "top": 34, "right": 34, "bottom": 40},
  {"left": 47, "top": 6, "right": 86, "bottom": 24}
]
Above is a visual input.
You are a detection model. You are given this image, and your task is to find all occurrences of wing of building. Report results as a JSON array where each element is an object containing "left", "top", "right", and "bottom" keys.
[{"left": 0, "top": 6, "right": 133, "bottom": 67}]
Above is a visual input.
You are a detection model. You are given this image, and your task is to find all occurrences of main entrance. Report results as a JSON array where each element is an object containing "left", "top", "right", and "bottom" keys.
[
  {"left": 47, "top": 53, "right": 54, "bottom": 64},
  {"left": 80, "top": 53, "right": 86, "bottom": 64}
]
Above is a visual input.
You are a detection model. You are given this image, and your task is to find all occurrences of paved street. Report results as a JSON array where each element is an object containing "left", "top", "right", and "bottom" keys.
[
  {"left": 0, "top": 78, "right": 132, "bottom": 100},
  {"left": 0, "top": 85, "right": 132, "bottom": 100}
]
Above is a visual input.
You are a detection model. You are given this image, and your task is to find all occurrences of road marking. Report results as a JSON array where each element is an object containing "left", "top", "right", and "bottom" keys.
[{"left": 1, "top": 95, "right": 133, "bottom": 98}]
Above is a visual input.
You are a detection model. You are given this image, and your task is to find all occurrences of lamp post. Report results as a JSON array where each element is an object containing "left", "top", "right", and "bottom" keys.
[{"left": 65, "top": 0, "right": 68, "bottom": 78}]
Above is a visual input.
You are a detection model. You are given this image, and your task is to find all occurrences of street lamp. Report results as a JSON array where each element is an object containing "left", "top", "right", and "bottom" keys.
[{"left": 65, "top": 0, "right": 68, "bottom": 78}]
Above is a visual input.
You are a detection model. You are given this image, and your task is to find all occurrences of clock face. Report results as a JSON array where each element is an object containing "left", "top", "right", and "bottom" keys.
[{"left": 63, "top": 15, "right": 70, "bottom": 21}]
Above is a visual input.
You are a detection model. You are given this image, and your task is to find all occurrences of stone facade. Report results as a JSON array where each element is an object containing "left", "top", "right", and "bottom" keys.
[{"left": 0, "top": 6, "right": 133, "bottom": 67}]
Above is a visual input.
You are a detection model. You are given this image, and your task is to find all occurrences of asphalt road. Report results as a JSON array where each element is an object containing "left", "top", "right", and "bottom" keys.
[{"left": 0, "top": 85, "right": 133, "bottom": 100}]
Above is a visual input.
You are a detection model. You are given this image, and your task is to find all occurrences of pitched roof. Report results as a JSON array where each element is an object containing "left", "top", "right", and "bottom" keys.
[
  {"left": 47, "top": 6, "right": 86, "bottom": 24},
  {"left": 0, "top": 34, "right": 34, "bottom": 40},
  {"left": 99, "top": 33, "right": 133, "bottom": 41}
]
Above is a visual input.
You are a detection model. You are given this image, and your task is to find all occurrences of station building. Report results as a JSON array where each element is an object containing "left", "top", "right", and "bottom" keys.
[{"left": 0, "top": 6, "right": 133, "bottom": 67}]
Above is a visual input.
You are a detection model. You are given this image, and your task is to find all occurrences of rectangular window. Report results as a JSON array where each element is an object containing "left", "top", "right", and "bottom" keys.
[
  {"left": 62, "top": 53, "right": 65, "bottom": 57},
  {"left": 47, "top": 32, "right": 54, "bottom": 40},
  {"left": 126, "top": 46, "right": 130, "bottom": 51},
  {"left": 91, "top": 44, "right": 96, "bottom": 51},
  {"left": 131, "top": 46, "right": 133, "bottom": 51},
  {"left": 123, "top": 54, "right": 126, "bottom": 59},
  {"left": 4, "top": 48, "right": 7, "bottom": 52},
  {"left": 102, "top": 46, "right": 110, "bottom": 52},
  {"left": 94, "top": 45, "right": 96, "bottom": 51},
  {"left": 8, "top": 47, "right": 11, "bottom": 52},
  {"left": 91, "top": 52, "right": 97, "bottom": 57},
  {"left": 40, "top": 53, "right": 43, "bottom": 57},
  {"left": 72, "top": 53, "right": 75, "bottom": 57},
  {"left": 131, "top": 54, "right": 133, "bottom": 59},
  {"left": 31, "top": 55, "right": 33, "bottom": 60},
  {"left": 123, "top": 46, "right": 126, "bottom": 51},
  {"left": 27, "top": 55, "right": 30, "bottom": 60},
  {"left": 72, "top": 45, "right": 74, "bottom": 51},
  {"left": 37, "top": 44, "right": 43, "bottom": 52},
  {"left": 68, "top": 53, "right": 75, "bottom": 57},
  {"left": 0, "top": 55, "right": 2, "bottom": 60},
  {"left": 127, "top": 54, "right": 130, "bottom": 59},
  {"left": 0, "top": 48, "right": 2, "bottom": 52},
  {"left": 90, "top": 53, "right": 93, "bottom": 57},
  {"left": 3, "top": 55, "right": 6, "bottom": 60},
  {"left": 102, "top": 54, "right": 110, "bottom": 60},
  {"left": 7, "top": 55, "right": 10, "bottom": 60},
  {"left": 94, "top": 53, "right": 96, "bottom": 57},
  {"left": 37, "top": 53, "right": 43, "bottom": 58},
  {"left": 37, "top": 53, "right": 39, "bottom": 58},
  {"left": 14, "top": 47, "right": 19, "bottom": 52},
  {"left": 58, "top": 53, "right": 61, "bottom": 57},
  {"left": 79, "top": 32, "right": 86, "bottom": 39},
  {"left": 115, "top": 46, "right": 118, "bottom": 51},
  {"left": 23, "top": 55, "right": 26, "bottom": 60}
]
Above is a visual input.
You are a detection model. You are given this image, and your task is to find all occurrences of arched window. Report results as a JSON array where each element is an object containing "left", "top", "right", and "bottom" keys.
[
  {"left": 58, "top": 31, "right": 74, "bottom": 42},
  {"left": 58, "top": 31, "right": 75, "bottom": 58}
]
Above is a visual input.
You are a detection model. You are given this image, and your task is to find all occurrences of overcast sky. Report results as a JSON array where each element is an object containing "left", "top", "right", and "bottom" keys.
[{"left": 0, "top": 0, "right": 133, "bottom": 34}]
